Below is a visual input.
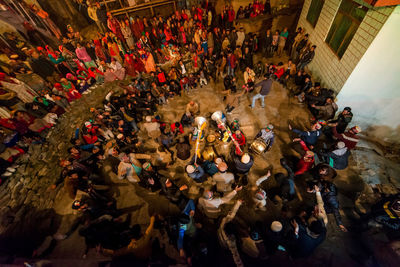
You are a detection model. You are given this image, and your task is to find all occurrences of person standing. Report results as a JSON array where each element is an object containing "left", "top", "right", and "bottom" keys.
[
  {"left": 87, "top": 3, "right": 102, "bottom": 33},
  {"left": 75, "top": 42, "right": 96, "bottom": 69},
  {"left": 250, "top": 74, "right": 272, "bottom": 109},
  {"left": 277, "top": 27, "right": 288, "bottom": 56},
  {"left": 95, "top": 2, "right": 108, "bottom": 33},
  {"left": 297, "top": 45, "right": 316, "bottom": 70}
]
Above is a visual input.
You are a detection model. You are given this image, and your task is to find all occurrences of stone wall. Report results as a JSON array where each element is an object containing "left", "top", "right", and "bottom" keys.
[{"left": 297, "top": 0, "right": 395, "bottom": 93}]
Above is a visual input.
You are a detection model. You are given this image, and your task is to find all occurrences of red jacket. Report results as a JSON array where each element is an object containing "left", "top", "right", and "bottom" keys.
[
  {"left": 171, "top": 123, "right": 184, "bottom": 134},
  {"left": 295, "top": 140, "right": 315, "bottom": 175},
  {"left": 228, "top": 54, "right": 236, "bottom": 69},
  {"left": 157, "top": 71, "right": 166, "bottom": 83},
  {"left": 233, "top": 132, "right": 246, "bottom": 146},
  {"left": 228, "top": 10, "right": 235, "bottom": 22},
  {"left": 332, "top": 126, "right": 359, "bottom": 150}
]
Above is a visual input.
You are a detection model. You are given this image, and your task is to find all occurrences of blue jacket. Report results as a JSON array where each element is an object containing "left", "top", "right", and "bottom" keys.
[
  {"left": 292, "top": 128, "right": 321, "bottom": 146},
  {"left": 188, "top": 166, "right": 205, "bottom": 181}
]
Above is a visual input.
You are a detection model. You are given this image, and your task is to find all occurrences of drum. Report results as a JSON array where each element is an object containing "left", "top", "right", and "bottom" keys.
[
  {"left": 207, "top": 134, "right": 216, "bottom": 143},
  {"left": 250, "top": 138, "right": 267, "bottom": 155}
]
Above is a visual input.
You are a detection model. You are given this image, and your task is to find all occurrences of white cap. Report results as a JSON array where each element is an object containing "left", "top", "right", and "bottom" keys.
[
  {"left": 186, "top": 165, "right": 195, "bottom": 174},
  {"left": 271, "top": 221, "right": 283, "bottom": 232},
  {"left": 337, "top": 141, "right": 345, "bottom": 149},
  {"left": 241, "top": 153, "right": 250, "bottom": 164}
]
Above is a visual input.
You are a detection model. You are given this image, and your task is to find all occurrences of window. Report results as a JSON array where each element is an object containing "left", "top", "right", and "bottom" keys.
[
  {"left": 326, "top": 0, "right": 368, "bottom": 58},
  {"left": 306, "top": 0, "right": 325, "bottom": 27}
]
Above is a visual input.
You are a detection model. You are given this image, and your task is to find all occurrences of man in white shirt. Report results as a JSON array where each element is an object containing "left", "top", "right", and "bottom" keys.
[
  {"left": 212, "top": 162, "right": 234, "bottom": 193},
  {"left": 198, "top": 185, "right": 242, "bottom": 218}
]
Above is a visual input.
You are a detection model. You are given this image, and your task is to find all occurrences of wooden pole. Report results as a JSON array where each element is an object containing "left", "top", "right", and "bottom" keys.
[{"left": 103, "top": 0, "right": 109, "bottom": 12}]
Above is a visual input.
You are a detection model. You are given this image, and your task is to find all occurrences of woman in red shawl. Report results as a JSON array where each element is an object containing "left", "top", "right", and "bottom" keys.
[
  {"left": 94, "top": 39, "right": 107, "bottom": 63},
  {"left": 132, "top": 53, "right": 145, "bottom": 73},
  {"left": 124, "top": 53, "right": 138, "bottom": 77},
  {"left": 60, "top": 78, "right": 81, "bottom": 101},
  {"left": 107, "top": 13, "right": 124, "bottom": 42},
  {"left": 164, "top": 26, "right": 174, "bottom": 44}
]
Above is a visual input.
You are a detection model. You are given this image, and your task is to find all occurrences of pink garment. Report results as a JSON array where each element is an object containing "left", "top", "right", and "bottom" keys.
[{"left": 75, "top": 47, "right": 92, "bottom": 63}]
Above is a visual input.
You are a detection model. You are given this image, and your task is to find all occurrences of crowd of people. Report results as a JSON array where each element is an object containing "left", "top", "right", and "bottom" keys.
[{"left": 1, "top": 0, "right": 399, "bottom": 265}]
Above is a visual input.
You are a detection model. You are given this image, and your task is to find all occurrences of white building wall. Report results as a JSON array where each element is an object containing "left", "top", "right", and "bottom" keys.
[
  {"left": 297, "top": 0, "right": 395, "bottom": 92},
  {"left": 336, "top": 5, "right": 400, "bottom": 144}
]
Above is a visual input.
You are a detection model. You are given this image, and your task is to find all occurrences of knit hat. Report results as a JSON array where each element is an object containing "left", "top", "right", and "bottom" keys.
[
  {"left": 314, "top": 123, "right": 322, "bottom": 130},
  {"left": 337, "top": 141, "right": 346, "bottom": 149},
  {"left": 186, "top": 165, "right": 195, "bottom": 174},
  {"left": 255, "top": 189, "right": 267, "bottom": 200},
  {"left": 351, "top": 125, "right": 361, "bottom": 133},
  {"left": 143, "top": 162, "right": 151, "bottom": 170},
  {"left": 271, "top": 221, "right": 283, "bottom": 232},
  {"left": 145, "top": 116, "right": 152, "bottom": 122},
  {"left": 218, "top": 162, "right": 228, "bottom": 172},
  {"left": 241, "top": 153, "right": 250, "bottom": 164},
  {"left": 84, "top": 121, "right": 92, "bottom": 128}
]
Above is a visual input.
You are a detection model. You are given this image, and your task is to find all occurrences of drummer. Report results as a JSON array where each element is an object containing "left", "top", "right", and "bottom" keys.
[{"left": 255, "top": 124, "right": 275, "bottom": 151}]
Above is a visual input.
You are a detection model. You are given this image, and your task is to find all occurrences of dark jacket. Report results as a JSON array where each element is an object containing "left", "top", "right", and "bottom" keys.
[
  {"left": 292, "top": 128, "right": 321, "bottom": 146},
  {"left": 255, "top": 78, "right": 273, "bottom": 96},
  {"left": 30, "top": 56, "right": 56, "bottom": 79},
  {"left": 321, "top": 182, "right": 342, "bottom": 226},
  {"left": 160, "top": 176, "right": 186, "bottom": 204},
  {"left": 322, "top": 148, "right": 350, "bottom": 170},
  {"left": 233, "top": 155, "right": 254, "bottom": 174},
  {"left": 96, "top": 7, "right": 108, "bottom": 23},
  {"left": 300, "top": 50, "right": 315, "bottom": 64},
  {"left": 291, "top": 219, "right": 326, "bottom": 258}
]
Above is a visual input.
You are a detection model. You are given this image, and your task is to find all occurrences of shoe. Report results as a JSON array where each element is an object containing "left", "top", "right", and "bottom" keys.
[
  {"left": 6, "top": 167, "right": 16, "bottom": 173},
  {"left": 53, "top": 233, "right": 67, "bottom": 240},
  {"left": 1, "top": 171, "right": 12, "bottom": 177}
]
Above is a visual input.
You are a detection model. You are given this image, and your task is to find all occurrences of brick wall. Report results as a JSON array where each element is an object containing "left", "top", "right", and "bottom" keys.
[{"left": 297, "top": 0, "right": 395, "bottom": 93}]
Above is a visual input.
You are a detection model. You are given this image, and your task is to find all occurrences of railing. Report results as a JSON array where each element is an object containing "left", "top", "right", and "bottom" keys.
[{"left": 103, "top": 0, "right": 178, "bottom": 17}]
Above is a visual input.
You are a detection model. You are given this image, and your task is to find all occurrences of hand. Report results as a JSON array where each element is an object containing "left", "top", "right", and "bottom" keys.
[
  {"left": 311, "top": 104, "right": 316, "bottom": 108},
  {"left": 339, "top": 224, "right": 347, "bottom": 232},
  {"left": 235, "top": 185, "right": 243, "bottom": 192},
  {"left": 179, "top": 248, "right": 186, "bottom": 258},
  {"left": 48, "top": 184, "right": 56, "bottom": 190},
  {"left": 293, "top": 138, "right": 301, "bottom": 142},
  {"left": 238, "top": 199, "right": 244, "bottom": 204},
  {"left": 288, "top": 124, "right": 292, "bottom": 130},
  {"left": 189, "top": 210, "right": 195, "bottom": 217},
  {"left": 314, "top": 185, "right": 320, "bottom": 192},
  {"left": 267, "top": 170, "right": 271, "bottom": 177},
  {"left": 179, "top": 185, "right": 188, "bottom": 191},
  {"left": 291, "top": 219, "right": 298, "bottom": 229}
]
